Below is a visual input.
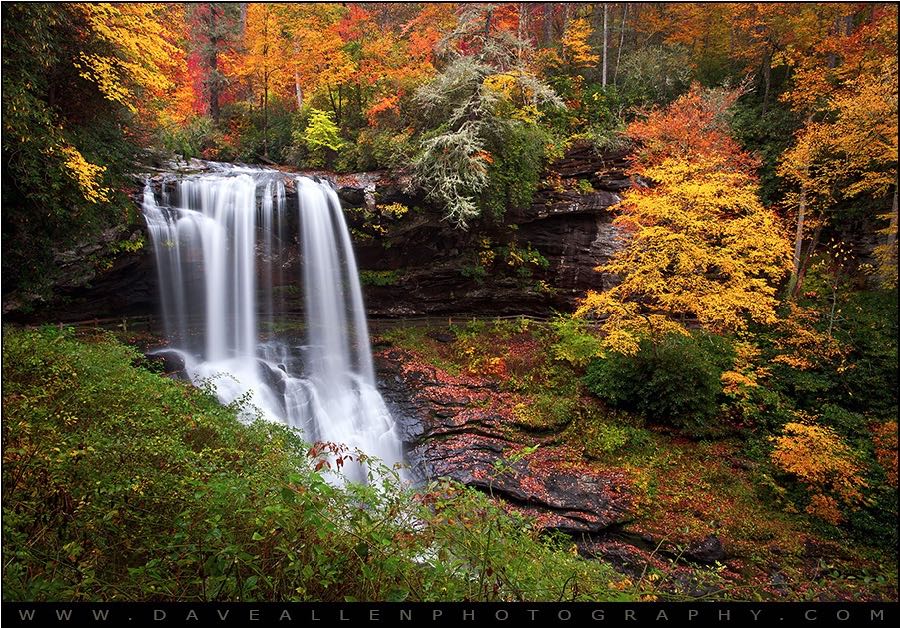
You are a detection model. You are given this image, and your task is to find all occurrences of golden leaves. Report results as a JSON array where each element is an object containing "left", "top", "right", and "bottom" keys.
[
  {"left": 770, "top": 421, "right": 868, "bottom": 525},
  {"left": 72, "top": 3, "right": 179, "bottom": 112},
  {"left": 577, "top": 93, "right": 791, "bottom": 354},
  {"left": 561, "top": 18, "right": 599, "bottom": 68},
  {"left": 57, "top": 145, "right": 109, "bottom": 204}
]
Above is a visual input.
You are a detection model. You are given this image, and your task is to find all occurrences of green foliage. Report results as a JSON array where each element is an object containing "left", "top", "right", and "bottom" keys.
[
  {"left": 480, "top": 122, "right": 553, "bottom": 220},
  {"left": 358, "top": 270, "right": 402, "bottom": 287},
  {"left": 583, "top": 333, "right": 734, "bottom": 436},
  {"left": 510, "top": 394, "right": 577, "bottom": 432},
  {"left": 292, "top": 108, "right": 343, "bottom": 168},
  {"left": 159, "top": 116, "right": 217, "bottom": 159},
  {"left": 2, "top": 327, "right": 633, "bottom": 602},
  {"left": 1, "top": 3, "right": 140, "bottom": 295},
  {"left": 574, "top": 409, "right": 654, "bottom": 461},
  {"left": 549, "top": 316, "right": 603, "bottom": 368},
  {"left": 729, "top": 96, "right": 800, "bottom": 206},
  {"left": 344, "top": 128, "right": 415, "bottom": 172},
  {"left": 411, "top": 16, "right": 562, "bottom": 227},
  {"left": 830, "top": 290, "right": 898, "bottom": 419},
  {"left": 223, "top": 98, "right": 295, "bottom": 162}
]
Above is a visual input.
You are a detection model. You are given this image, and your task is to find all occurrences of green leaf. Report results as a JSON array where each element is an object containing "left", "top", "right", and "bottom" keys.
[{"left": 386, "top": 587, "right": 409, "bottom": 602}]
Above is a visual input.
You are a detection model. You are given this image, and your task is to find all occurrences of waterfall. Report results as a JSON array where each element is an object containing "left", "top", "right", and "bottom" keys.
[{"left": 142, "top": 166, "right": 403, "bottom": 479}]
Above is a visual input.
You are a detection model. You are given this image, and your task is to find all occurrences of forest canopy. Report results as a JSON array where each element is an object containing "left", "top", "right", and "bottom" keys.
[{"left": 1, "top": 2, "right": 897, "bottom": 604}]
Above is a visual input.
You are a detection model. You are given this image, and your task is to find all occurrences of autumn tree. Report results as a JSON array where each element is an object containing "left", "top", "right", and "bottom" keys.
[
  {"left": 771, "top": 421, "right": 868, "bottom": 525},
  {"left": 577, "top": 86, "right": 792, "bottom": 354},
  {"left": 412, "top": 5, "right": 562, "bottom": 227},
  {"left": 185, "top": 3, "right": 241, "bottom": 121},
  {"left": 778, "top": 5, "right": 898, "bottom": 292},
  {"left": 230, "top": 3, "right": 294, "bottom": 157},
  {"left": 1, "top": 2, "right": 180, "bottom": 291}
]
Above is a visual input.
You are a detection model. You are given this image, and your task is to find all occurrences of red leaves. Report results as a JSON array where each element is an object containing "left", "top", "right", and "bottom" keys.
[
  {"left": 626, "top": 84, "right": 759, "bottom": 176},
  {"left": 307, "top": 441, "right": 354, "bottom": 473}
]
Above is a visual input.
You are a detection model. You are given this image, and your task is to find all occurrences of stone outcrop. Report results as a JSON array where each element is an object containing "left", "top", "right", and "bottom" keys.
[
  {"left": 6, "top": 143, "right": 630, "bottom": 322},
  {"left": 376, "top": 346, "right": 633, "bottom": 534}
]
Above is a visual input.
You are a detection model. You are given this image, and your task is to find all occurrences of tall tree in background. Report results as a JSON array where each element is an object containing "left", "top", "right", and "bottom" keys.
[
  {"left": 186, "top": 3, "right": 241, "bottom": 121},
  {"left": 1, "top": 2, "right": 179, "bottom": 291},
  {"left": 412, "top": 4, "right": 562, "bottom": 227},
  {"left": 779, "top": 5, "right": 898, "bottom": 292},
  {"left": 231, "top": 3, "right": 291, "bottom": 157}
]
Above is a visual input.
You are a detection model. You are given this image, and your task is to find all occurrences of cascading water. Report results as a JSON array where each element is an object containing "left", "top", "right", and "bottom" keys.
[{"left": 142, "top": 166, "right": 403, "bottom": 479}]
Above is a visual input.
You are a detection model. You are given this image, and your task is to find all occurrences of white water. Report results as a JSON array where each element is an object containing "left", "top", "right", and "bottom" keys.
[{"left": 142, "top": 167, "right": 403, "bottom": 479}]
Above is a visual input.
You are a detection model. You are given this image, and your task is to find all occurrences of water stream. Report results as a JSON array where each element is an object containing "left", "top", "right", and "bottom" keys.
[{"left": 142, "top": 166, "right": 403, "bottom": 479}]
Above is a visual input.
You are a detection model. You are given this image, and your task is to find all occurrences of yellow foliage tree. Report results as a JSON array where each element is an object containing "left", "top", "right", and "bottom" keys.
[
  {"left": 561, "top": 17, "right": 599, "bottom": 68},
  {"left": 72, "top": 3, "right": 180, "bottom": 112},
  {"left": 577, "top": 88, "right": 791, "bottom": 355},
  {"left": 770, "top": 421, "right": 868, "bottom": 525},
  {"left": 778, "top": 7, "right": 898, "bottom": 290}
]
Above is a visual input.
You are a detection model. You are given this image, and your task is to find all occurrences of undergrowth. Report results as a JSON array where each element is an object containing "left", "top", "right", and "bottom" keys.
[{"left": 1, "top": 326, "right": 635, "bottom": 602}]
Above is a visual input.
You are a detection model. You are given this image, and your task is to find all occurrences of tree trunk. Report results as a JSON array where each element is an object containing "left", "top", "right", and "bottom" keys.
[
  {"left": 614, "top": 4, "right": 628, "bottom": 85},
  {"left": 208, "top": 51, "right": 220, "bottom": 121},
  {"left": 542, "top": 3, "right": 553, "bottom": 46},
  {"left": 517, "top": 2, "right": 527, "bottom": 61},
  {"left": 889, "top": 183, "right": 898, "bottom": 250},
  {"left": 795, "top": 223, "right": 823, "bottom": 298},
  {"left": 263, "top": 76, "right": 269, "bottom": 158},
  {"left": 788, "top": 186, "right": 807, "bottom": 298},
  {"left": 207, "top": 6, "right": 220, "bottom": 121},
  {"left": 602, "top": 3, "right": 608, "bottom": 87},
  {"left": 761, "top": 46, "right": 772, "bottom": 116},
  {"left": 294, "top": 71, "right": 303, "bottom": 110}
]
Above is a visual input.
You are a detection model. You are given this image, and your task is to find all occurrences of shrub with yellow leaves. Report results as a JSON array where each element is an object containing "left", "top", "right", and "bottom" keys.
[{"left": 770, "top": 421, "right": 868, "bottom": 525}]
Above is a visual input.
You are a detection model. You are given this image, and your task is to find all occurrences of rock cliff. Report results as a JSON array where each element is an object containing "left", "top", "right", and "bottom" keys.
[{"left": 6, "top": 143, "right": 630, "bottom": 322}]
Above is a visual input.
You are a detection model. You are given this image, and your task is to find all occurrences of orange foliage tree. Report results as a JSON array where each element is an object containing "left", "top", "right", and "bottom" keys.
[{"left": 778, "top": 6, "right": 898, "bottom": 291}]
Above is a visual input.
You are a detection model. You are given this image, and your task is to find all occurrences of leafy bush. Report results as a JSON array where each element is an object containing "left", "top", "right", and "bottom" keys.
[
  {"left": 583, "top": 332, "right": 734, "bottom": 436},
  {"left": 576, "top": 420, "right": 652, "bottom": 460},
  {"left": 287, "top": 108, "right": 343, "bottom": 168},
  {"left": 349, "top": 128, "right": 415, "bottom": 172},
  {"left": 550, "top": 316, "right": 603, "bottom": 368},
  {"left": 510, "top": 394, "right": 577, "bottom": 432},
  {"left": 770, "top": 422, "right": 868, "bottom": 526},
  {"left": 359, "top": 270, "right": 402, "bottom": 287},
  {"left": 2, "top": 327, "right": 634, "bottom": 602},
  {"left": 480, "top": 122, "right": 554, "bottom": 220}
]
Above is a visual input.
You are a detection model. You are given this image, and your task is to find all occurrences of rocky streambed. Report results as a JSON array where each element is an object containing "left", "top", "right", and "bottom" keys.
[{"left": 375, "top": 345, "right": 735, "bottom": 597}]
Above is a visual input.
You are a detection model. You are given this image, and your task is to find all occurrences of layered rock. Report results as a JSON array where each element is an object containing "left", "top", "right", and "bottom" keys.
[
  {"left": 7, "top": 143, "right": 630, "bottom": 322},
  {"left": 377, "top": 346, "right": 633, "bottom": 534}
]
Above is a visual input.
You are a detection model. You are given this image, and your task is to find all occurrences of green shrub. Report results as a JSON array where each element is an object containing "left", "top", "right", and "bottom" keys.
[
  {"left": 580, "top": 421, "right": 654, "bottom": 460},
  {"left": 510, "top": 394, "right": 577, "bottom": 432},
  {"left": 480, "top": 122, "right": 554, "bottom": 221},
  {"left": 583, "top": 332, "right": 734, "bottom": 436},
  {"left": 550, "top": 316, "right": 603, "bottom": 368},
  {"left": 359, "top": 270, "right": 402, "bottom": 287},
  {"left": 2, "top": 327, "right": 634, "bottom": 602}
]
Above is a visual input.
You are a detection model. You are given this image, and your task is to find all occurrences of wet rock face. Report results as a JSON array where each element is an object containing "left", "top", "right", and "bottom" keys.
[
  {"left": 350, "top": 145, "right": 630, "bottom": 317},
  {"left": 686, "top": 534, "right": 726, "bottom": 565},
  {"left": 376, "top": 347, "right": 633, "bottom": 535},
  {"left": 7, "top": 143, "right": 630, "bottom": 322}
]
